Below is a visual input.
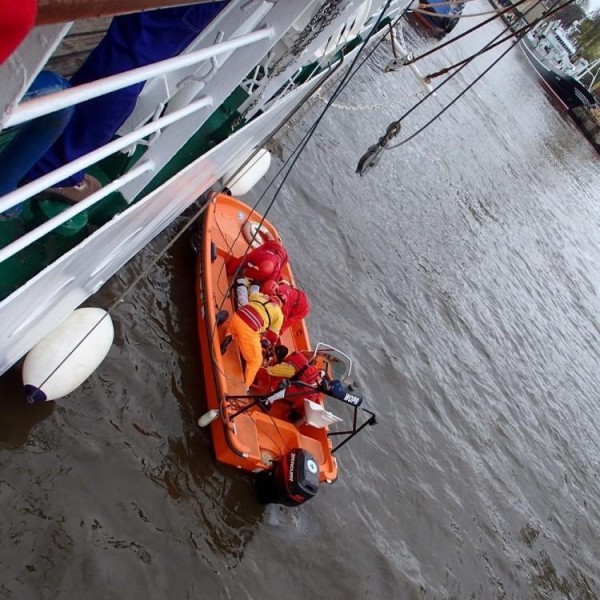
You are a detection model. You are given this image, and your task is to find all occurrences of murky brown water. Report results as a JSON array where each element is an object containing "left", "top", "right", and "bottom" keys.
[{"left": 2, "top": 8, "right": 600, "bottom": 599}]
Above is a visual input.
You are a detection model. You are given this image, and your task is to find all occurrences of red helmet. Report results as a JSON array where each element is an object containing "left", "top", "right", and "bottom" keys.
[
  {"left": 257, "top": 259, "right": 275, "bottom": 278},
  {"left": 261, "top": 279, "right": 279, "bottom": 296},
  {"left": 283, "top": 287, "right": 309, "bottom": 316}
]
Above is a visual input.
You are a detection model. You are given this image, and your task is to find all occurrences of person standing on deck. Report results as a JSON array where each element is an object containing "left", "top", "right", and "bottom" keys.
[{"left": 20, "top": 2, "right": 229, "bottom": 203}]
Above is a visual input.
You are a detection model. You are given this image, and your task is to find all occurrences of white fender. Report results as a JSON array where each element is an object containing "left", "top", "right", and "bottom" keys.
[
  {"left": 223, "top": 149, "right": 271, "bottom": 196},
  {"left": 22, "top": 308, "right": 114, "bottom": 402}
]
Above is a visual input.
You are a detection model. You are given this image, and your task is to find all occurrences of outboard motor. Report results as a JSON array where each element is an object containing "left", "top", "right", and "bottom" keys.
[{"left": 256, "top": 448, "right": 319, "bottom": 506}]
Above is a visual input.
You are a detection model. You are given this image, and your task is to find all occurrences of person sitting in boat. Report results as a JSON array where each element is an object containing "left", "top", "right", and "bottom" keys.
[
  {"left": 226, "top": 239, "right": 288, "bottom": 284},
  {"left": 223, "top": 290, "right": 284, "bottom": 390},
  {"left": 264, "top": 279, "right": 310, "bottom": 333},
  {"left": 261, "top": 349, "right": 345, "bottom": 418}
]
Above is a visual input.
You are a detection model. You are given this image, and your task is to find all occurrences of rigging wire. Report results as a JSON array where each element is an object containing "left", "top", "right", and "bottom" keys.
[
  {"left": 402, "top": 0, "right": 546, "bottom": 67},
  {"left": 423, "top": 0, "right": 584, "bottom": 80},
  {"left": 357, "top": 0, "right": 579, "bottom": 164}
]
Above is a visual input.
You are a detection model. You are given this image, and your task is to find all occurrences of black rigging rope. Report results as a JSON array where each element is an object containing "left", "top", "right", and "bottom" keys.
[
  {"left": 402, "top": 0, "right": 540, "bottom": 67},
  {"left": 424, "top": 0, "right": 582, "bottom": 80},
  {"left": 205, "top": 0, "right": 399, "bottom": 394},
  {"left": 357, "top": 0, "right": 578, "bottom": 165}
]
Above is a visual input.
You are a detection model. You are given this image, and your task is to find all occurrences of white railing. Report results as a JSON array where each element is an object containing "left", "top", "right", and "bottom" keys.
[
  {"left": 0, "top": 96, "right": 212, "bottom": 217},
  {"left": 0, "top": 161, "right": 153, "bottom": 264},
  {"left": 2, "top": 27, "right": 274, "bottom": 129},
  {"left": 0, "top": 25, "right": 276, "bottom": 263}
]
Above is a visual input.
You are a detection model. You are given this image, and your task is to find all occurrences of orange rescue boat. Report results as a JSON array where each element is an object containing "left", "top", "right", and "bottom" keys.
[{"left": 196, "top": 192, "right": 376, "bottom": 506}]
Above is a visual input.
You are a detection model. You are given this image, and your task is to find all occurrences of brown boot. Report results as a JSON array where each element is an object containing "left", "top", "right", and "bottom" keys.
[{"left": 44, "top": 173, "right": 102, "bottom": 204}]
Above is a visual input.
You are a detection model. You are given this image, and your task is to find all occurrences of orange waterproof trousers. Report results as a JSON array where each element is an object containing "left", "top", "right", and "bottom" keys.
[{"left": 228, "top": 313, "right": 263, "bottom": 388}]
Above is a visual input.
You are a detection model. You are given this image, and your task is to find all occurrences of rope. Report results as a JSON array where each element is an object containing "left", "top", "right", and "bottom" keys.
[
  {"left": 355, "top": 0, "right": 578, "bottom": 169},
  {"left": 389, "top": 35, "right": 525, "bottom": 149},
  {"left": 423, "top": 0, "right": 581, "bottom": 80},
  {"left": 402, "top": 0, "right": 542, "bottom": 67},
  {"left": 206, "top": 0, "right": 399, "bottom": 384}
]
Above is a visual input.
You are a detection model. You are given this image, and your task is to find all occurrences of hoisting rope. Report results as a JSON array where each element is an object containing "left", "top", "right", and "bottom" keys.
[
  {"left": 356, "top": 0, "right": 578, "bottom": 174},
  {"left": 207, "top": 0, "right": 399, "bottom": 380}
]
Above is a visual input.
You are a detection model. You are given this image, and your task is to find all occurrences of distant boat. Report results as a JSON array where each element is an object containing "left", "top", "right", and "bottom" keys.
[
  {"left": 408, "top": 0, "right": 465, "bottom": 37},
  {"left": 520, "top": 22, "right": 598, "bottom": 111}
]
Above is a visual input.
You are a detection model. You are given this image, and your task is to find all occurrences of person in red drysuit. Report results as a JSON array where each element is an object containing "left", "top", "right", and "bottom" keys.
[
  {"left": 226, "top": 239, "right": 288, "bottom": 284},
  {"left": 261, "top": 279, "right": 310, "bottom": 333},
  {"left": 262, "top": 350, "right": 343, "bottom": 415},
  {"left": 0, "top": 0, "right": 38, "bottom": 64}
]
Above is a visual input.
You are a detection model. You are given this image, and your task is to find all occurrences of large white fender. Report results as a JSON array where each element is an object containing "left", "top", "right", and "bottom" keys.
[
  {"left": 223, "top": 149, "right": 271, "bottom": 196},
  {"left": 22, "top": 308, "right": 114, "bottom": 402}
]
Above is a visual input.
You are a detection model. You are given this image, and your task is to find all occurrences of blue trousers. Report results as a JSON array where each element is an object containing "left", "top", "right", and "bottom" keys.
[
  {"left": 24, "top": 3, "right": 228, "bottom": 188},
  {"left": 0, "top": 71, "right": 73, "bottom": 219}
]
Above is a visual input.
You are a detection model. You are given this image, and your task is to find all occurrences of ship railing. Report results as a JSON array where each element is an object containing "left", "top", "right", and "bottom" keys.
[
  {"left": 0, "top": 0, "right": 398, "bottom": 267},
  {"left": 0, "top": 11, "right": 274, "bottom": 264},
  {"left": 237, "top": 1, "right": 397, "bottom": 122}
]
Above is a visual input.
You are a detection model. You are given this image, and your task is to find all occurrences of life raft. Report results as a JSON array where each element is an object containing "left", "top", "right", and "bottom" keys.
[
  {"left": 195, "top": 193, "right": 377, "bottom": 507},
  {"left": 195, "top": 193, "right": 337, "bottom": 494}
]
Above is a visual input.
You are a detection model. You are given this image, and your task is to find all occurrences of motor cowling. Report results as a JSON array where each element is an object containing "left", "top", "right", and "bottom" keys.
[{"left": 256, "top": 448, "right": 320, "bottom": 506}]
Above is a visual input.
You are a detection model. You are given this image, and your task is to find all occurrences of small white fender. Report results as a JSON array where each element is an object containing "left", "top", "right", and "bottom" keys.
[
  {"left": 223, "top": 149, "right": 271, "bottom": 196},
  {"left": 22, "top": 308, "right": 114, "bottom": 402}
]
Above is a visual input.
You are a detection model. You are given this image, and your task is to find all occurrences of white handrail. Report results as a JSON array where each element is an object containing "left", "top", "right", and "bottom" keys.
[
  {"left": 0, "top": 161, "right": 154, "bottom": 264},
  {"left": 0, "top": 95, "right": 212, "bottom": 213},
  {"left": 3, "top": 27, "right": 274, "bottom": 129}
]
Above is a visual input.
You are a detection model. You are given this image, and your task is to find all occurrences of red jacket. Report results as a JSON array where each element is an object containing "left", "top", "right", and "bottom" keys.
[
  {"left": 0, "top": 1, "right": 37, "bottom": 64},
  {"left": 279, "top": 283, "right": 310, "bottom": 332},
  {"left": 227, "top": 240, "right": 288, "bottom": 283},
  {"left": 281, "top": 352, "right": 322, "bottom": 409}
]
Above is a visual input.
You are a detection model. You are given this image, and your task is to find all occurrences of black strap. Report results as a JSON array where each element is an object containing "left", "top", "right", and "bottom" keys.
[{"left": 251, "top": 298, "right": 272, "bottom": 329}]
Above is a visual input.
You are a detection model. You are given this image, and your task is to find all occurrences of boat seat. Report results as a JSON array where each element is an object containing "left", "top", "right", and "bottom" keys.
[
  {"left": 299, "top": 399, "right": 343, "bottom": 429},
  {"left": 297, "top": 433, "right": 327, "bottom": 467}
]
